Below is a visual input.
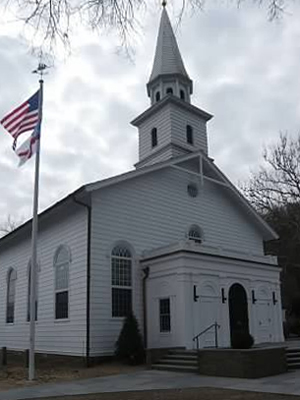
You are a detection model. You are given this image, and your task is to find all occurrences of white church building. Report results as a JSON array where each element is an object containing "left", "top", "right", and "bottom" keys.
[{"left": 0, "top": 5, "right": 284, "bottom": 362}]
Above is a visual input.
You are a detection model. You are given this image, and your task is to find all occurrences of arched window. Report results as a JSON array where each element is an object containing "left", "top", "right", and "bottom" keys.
[
  {"left": 151, "top": 127, "right": 158, "bottom": 148},
  {"left": 155, "top": 91, "right": 161, "bottom": 102},
  {"left": 186, "top": 125, "right": 193, "bottom": 145},
  {"left": 6, "top": 268, "right": 17, "bottom": 323},
  {"left": 180, "top": 89, "right": 185, "bottom": 100},
  {"left": 166, "top": 87, "right": 173, "bottom": 95},
  {"left": 54, "top": 245, "right": 71, "bottom": 319},
  {"left": 188, "top": 225, "right": 203, "bottom": 244},
  {"left": 27, "top": 262, "right": 39, "bottom": 322},
  {"left": 111, "top": 244, "right": 132, "bottom": 317}
]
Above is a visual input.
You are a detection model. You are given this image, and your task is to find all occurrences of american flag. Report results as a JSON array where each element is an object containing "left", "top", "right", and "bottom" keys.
[{"left": 0, "top": 90, "right": 40, "bottom": 149}]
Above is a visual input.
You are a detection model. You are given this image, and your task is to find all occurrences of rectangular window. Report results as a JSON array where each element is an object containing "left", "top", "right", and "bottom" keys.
[
  {"left": 112, "top": 288, "right": 132, "bottom": 317},
  {"left": 6, "top": 303, "right": 14, "bottom": 324},
  {"left": 112, "top": 258, "right": 132, "bottom": 287},
  {"left": 55, "top": 263, "right": 69, "bottom": 290},
  {"left": 55, "top": 291, "right": 69, "bottom": 319},
  {"left": 151, "top": 128, "right": 158, "bottom": 147},
  {"left": 6, "top": 276, "right": 16, "bottom": 323},
  {"left": 159, "top": 298, "right": 171, "bottom": 333}
]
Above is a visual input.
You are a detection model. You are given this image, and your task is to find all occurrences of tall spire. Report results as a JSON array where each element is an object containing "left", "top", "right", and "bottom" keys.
[
  {"left": 149, "top": 6, "right": 190, "bottom": 83},
  {"left": 147, "top": 5, "right": 193, "bottom": 104}
]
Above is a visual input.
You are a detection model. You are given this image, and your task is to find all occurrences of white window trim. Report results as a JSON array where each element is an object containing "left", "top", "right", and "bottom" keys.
[
  {"left": 53, "top": 245, "right": 71, "bottom": 321},
  {"left": 186, "top": 224, "right": 204, "bottom": 243},
  {"left": 159, "top": 297, "right": 171, "bottom": 334},
  {"left": 6, "top": 268, "right": 17, "bottom": 325},
  {"left": 110, "top": 242, "right": 135, "bottom": 319}
]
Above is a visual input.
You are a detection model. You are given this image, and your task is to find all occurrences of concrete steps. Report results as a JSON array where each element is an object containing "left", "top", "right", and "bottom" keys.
[
  {"left": 286, "top": 348, "right": 300, "bottom": 370},
  {"left": 151, "top": 349, "right": 198, "bottom": 373}
]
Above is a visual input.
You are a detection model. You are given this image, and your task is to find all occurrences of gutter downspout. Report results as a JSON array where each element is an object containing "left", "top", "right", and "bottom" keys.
[
  {"left": 142, "top": 266, "right": 150, "bottom": 349},
  {"left": 73, "top": 196, "right": 91, "bottom": 367}
]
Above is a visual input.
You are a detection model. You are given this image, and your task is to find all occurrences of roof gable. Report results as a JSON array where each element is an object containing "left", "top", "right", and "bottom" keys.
[
  {"left": 0, "top": 151, "right": 277, "bottom": 247},
  {"left": 86, "top": 152, "right": 277, "bottom": 241}
]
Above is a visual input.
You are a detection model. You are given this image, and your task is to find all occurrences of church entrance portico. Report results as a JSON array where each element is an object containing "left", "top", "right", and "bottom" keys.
[{"left": 143, "top": 241, "right": 283, "bottom": 352}]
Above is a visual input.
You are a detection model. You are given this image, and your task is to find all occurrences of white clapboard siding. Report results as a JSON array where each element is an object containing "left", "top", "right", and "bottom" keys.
[
  {"left": 170, "top": 104, "right": 208, "bottom": 154},
  {"left": 138, "top": 147, "right": 174, "bottom": 168},
  {"left": 138, "top": 105, "right": 172, "bottom": 161},
  {"left": 0, "top": 205, "right": 88, "bottom": 356},
  {"left": 89, "top": 166, "right": 265, "bottom": 356},
  {"left": 137, "top": 102, "right": 208, "bottom": 167}
]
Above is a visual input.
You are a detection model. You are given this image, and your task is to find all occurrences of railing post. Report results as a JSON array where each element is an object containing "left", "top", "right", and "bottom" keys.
[
  {"left": 214, "top": 322, "right": 218, "bottom": 348},
  {"left": 193, "top": 322, "right": 221, "bottom": 351}
]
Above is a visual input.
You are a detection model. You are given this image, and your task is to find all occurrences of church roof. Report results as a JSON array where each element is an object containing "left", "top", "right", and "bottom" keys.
[
  {"left": 131, "top": 94, "right": 212, "bottom": 127},
  {"left": 148, "top": 7, "right": 191, "bottom": 83},
  {"left": 0, "top": 152, "right": 278, "bottom": 249}
]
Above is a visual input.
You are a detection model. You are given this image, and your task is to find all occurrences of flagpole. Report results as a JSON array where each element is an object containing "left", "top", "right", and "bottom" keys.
[{"left": 29, "top": 70, "right": 44, "bottom": 381}]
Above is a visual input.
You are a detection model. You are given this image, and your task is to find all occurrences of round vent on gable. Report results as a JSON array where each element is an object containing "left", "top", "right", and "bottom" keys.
[{"left": 187, "top": 183, "right": 198, "bottom": 198}]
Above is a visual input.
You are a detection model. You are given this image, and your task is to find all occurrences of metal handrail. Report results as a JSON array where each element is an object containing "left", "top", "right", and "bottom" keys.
[{"left": 192, "top": 321, "right": 220, "bottom": 350}]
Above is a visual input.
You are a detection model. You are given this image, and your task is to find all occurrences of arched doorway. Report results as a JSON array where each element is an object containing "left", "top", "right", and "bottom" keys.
[{"left": 229, "top": 283, "right": 249, "bottom": 344}]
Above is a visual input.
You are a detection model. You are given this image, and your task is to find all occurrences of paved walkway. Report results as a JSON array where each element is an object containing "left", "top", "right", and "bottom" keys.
[{"left": 1, "top": 369, "right": 300, "bottom": 400}]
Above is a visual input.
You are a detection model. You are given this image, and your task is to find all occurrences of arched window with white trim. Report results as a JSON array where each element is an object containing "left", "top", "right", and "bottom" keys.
[
  {"left": 188, "top": 225, "right": 203, "bottom": 244},
  {"left": 27, "top": 261, "right": 39, "bottom": 322},
  {"left": 54, "top": 245, "right": 71, "bottom": 320},
  {"left": 111, "top": 244, "right": 132, "bottom": 317},
  {"left": 6, "top": 268, "right": 17, "bottom": 324}
]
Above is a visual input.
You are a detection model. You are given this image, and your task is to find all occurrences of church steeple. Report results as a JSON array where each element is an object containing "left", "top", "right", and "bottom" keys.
[
  {"left": 131, "top": 4, "right": 212, "bottom": 169},
  {"left": 147, "top": 5, "right": 193, "bottom": 105}
]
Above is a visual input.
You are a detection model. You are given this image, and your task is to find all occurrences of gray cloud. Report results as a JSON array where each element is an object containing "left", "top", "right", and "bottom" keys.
[{"left": 0, "top": 1, "right": 300, "bottom": 226}]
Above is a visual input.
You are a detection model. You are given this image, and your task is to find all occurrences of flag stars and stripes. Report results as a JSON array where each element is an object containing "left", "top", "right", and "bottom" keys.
[
  {"left": 0, "top": 89, "right": 42, "bottom": 166},
  {"left": 0, "top": 91, "right": 40, "bottom": 149}
]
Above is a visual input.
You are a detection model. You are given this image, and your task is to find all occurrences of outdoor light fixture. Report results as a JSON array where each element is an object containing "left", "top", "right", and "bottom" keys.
[
  {"left": 251, "top": 290, "right": 257, "bottom": 304},
  {"left": 221, "top": 288, "right": 227, "bottom": 304},
  {"left": 272, "top": 291, "right": 278, "bottom": 305},
  {"left": 193, "top": 285, "right": 199, "bottom": 302}
]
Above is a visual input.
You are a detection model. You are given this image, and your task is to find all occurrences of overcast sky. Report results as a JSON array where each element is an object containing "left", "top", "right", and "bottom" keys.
[{"left": 0, "top": 1, "right": 300, "bottom": 225}]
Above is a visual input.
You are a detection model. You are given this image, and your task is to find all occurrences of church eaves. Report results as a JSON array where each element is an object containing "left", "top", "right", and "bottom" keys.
[{"left": 148, "top": 7, "right": 190, "bottom": 84}]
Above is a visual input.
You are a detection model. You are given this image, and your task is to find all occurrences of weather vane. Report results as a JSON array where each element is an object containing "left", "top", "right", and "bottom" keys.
[{"left": 32, "top": 52, "right": 49, "bottom": 80}]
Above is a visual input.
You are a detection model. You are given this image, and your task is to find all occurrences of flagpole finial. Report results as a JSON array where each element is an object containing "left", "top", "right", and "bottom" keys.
[
  {"left": 32, "top": 52, "right": 49, "bottom": 80},
  {"left": 32, "top": 63, "right": 49, "bottom": 80},
  {"left": 162, "top": 0, "right": 167, "bottom": 7}
]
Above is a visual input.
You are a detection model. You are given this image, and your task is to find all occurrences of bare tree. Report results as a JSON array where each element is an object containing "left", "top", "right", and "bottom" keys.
[
  {"left": 0, "top": 0, "right": 288, "bottom": 50},
  {"left": 242, "top": 133, "right": 300, "bottom": 214},
  {"left": 242, "top": 133, "right": 300, "bottom": 313},
  {"left": 0, "top": 214, "right": 23, "bottom": 238}
]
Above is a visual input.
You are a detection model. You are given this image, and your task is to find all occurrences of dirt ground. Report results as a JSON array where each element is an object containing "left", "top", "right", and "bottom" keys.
[
  {"left": 35, "top": 388, "right": 300, "bottom": 400},
  {"left": 0, "top": 362, "right": 145, "bottom": 391}
]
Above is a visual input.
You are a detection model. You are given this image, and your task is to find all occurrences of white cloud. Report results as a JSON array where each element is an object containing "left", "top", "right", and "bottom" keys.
[{"left": 0, "top": 1, "right": 299, "bottom": 225}]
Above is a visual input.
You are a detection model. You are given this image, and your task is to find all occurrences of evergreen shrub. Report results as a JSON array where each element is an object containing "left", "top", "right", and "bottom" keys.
[
  {"left": 231, "top": 331, "right": 254, "bottom": 349},
  {"left": 115, "top": 313, "right": 145, "bottom": 364}
]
